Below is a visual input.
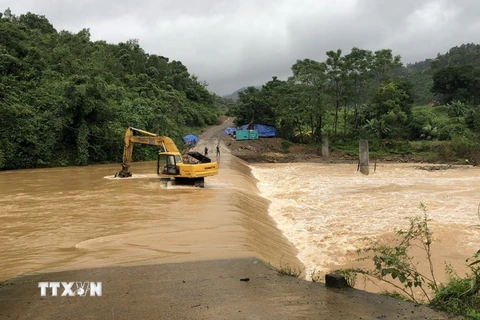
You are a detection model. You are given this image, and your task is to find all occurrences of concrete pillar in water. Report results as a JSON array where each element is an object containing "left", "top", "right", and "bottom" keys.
[
  {"left": 322, "top": 134, "right": 329, "bottom": 163},
  {"left": 359, "top": 140, "right": 369, "bottom": 175}
]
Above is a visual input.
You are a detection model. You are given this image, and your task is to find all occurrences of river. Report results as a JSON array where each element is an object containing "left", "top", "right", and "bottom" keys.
[
  {"left": 1, "top": 151, "right": 479, "bottom": 293},
  {"left": 0, "top": 151, "right": 299, "bottom": 281},
  {"left": 251, "top": 162, "right": 480, "bottom": 284}
]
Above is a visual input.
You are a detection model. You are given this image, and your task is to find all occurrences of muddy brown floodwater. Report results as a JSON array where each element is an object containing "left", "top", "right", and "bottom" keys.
[
  {"left": 0, "top": 149, "right": 300, "bottom": 282},
  {"left": 1, "top": 139, "right": 480, "bottom": 304},
  {"left": 251, "top": 162, "right": 480, "bottom": 297}
]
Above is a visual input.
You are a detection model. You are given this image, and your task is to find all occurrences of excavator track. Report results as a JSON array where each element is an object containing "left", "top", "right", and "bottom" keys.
[
  {"left": 115, "top": 127, "right": 217, "bottom": 188},
  {"left": 194, "top": 178, "right": 205, "bottom": 188},
  {"left": 160, "top": 177, "right": 205, "bottom": 188}
]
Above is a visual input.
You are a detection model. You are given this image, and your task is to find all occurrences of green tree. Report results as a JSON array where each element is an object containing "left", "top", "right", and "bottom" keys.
[
  {"left": 344, "top": 47, "right": 374, "bottom": 132},
  {"left": 291, "top": 59, "right": 328, "bottom": 140},
  {"left": 366, "top": 79, "right": 413, "bottom": 139},
  {"left": 431, "top": 65, "right": 480, "bottom": 104},
  {"left": 325, "top": 49, "right": 345, "bottom": 139},
  {"left": 0, "top": 9, "right": 218, "bottom": 170}
]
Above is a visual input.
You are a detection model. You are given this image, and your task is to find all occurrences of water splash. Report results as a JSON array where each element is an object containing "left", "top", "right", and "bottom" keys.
[{"left": 251, "top": 163, "right": 480, "bottom": 279}]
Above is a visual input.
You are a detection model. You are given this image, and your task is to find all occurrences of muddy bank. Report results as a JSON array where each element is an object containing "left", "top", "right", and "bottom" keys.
[{"left": 209, "top": 117, "right": 466, "bottom": 166}]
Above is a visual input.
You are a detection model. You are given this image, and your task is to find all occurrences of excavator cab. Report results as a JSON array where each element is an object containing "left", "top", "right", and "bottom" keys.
[
  {"left": 157, "top": 153, "right": 181, "bottom": 175},
  {"left": 115, "top": 127, "right": 218, "bottom": 188}
]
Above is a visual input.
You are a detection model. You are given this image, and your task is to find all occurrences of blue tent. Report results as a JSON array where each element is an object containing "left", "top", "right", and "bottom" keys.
[
  {"left": 224, "top": 128, "right": 237, "bottom": 136},
  {"left": 239, "top": 123, "right": 278, "bottom": 137},
  {"left": 182, "top": 134, "right": 199, "bottom": 146}
]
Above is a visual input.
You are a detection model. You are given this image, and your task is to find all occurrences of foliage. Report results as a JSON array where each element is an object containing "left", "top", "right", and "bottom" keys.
[
  {"left": 226, "top": 42, "right": 480, "bottom": 160},
  {"left": 281, "top": 140, "right": 292, "bottom": 153},
  {"left": 404, "top": 72, "right": 435, "bottom": 105},
  {"left": 363, "top": 119, "right": 390, "bottom": 139},
  {"left": 277, "top": 263, "right": 302, "bottom": 278},
  {"left": 0, "top": 9, "right": 220, "bottom": 170},
  {"left": 431, "top": 265, "right": 480, "bottom": 319},
  {"left": 343, "top": 205, "right": 438, "bottom": 304},
  {"left": 446, "top": 101, "right": 468, "bottom": 118},
  {"left": 334, "top": 269, "right": 357, "bottom": 288},
  {"left": 229, "top": 47, "right": 411, "bottom": 145},
  {"left": 336, "top": 204, "right": 480, "bottom": 318},
  {"left": 466, "top": 107, "right": 480, "bottom": 134},
  {"left": 420, "top": 124, "right": 438, "bottom": 140},
  {"left": 409, "top": 107, "right": 438, "bottom": 140},
  {"left": 431, "top": 65, "right": 480, "bottom": 105}
]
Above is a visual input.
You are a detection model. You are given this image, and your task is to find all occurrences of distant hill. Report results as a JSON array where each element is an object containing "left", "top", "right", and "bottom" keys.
[
  {"left": 225, "top": 43, "right": 480, "bottom": 105},
  {"left": 402, "top": 43, "right": 480, "bottom": 104},
  {"left": 223, "top": 86, "right": 262, "bottom": 102}
]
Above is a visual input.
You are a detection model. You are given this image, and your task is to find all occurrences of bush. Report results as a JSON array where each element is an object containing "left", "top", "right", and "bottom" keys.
[
  {"left": 336, "top": 204, "right": 480, "bottom": 319},
  {"left": 465, "top": 108, "right": 480, "bottom": 134},
  {"left": 446, "top": 101, "right": 468, "bottom": 118},
  {"left": 382, "top": 140, "right": 412, "bottom": 153},
  {"left": 434, "top": 143, "right": 455, "bottom": 161},
  {"left": 281, "top": 140, "right": 292, "bottom": 153},
  {"left": 410, "top": 140, "right": 431, "bottom": 153},
  {"left": 409, "top": 108, "right": 437, "bottom": 139},
  {"left": 451, "top": 136, "right": 476, "bottom": 157},
  {"left": 431, "top": 270, "right": 480, "bottom": 318},
  {"left": 438, "top": 123, "right": 468, "bottom": 140}
]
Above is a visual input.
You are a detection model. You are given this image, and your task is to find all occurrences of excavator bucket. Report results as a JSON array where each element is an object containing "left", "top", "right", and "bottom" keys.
[
  {"left": 187, "top": 151, "right": 211, "bottom": 163},
  {"left": 115, "top": 164, "right": 132, "bottom": 178},
  {"left": 114, "top": 127, "right": 218, "bottom": 186}
]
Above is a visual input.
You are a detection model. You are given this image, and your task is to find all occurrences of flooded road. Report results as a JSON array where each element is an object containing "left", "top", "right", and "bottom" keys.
[{"left": 0, "top": 150, "right": 299, "bottom": 281}]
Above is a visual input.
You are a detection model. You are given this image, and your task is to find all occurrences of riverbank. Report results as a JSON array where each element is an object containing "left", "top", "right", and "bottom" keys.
[
  {"left": 208, "top": 117, "right": 475, "bottom": 166},
  {"left": 0, "top": 257, "right": 456, "bottom": 320}
]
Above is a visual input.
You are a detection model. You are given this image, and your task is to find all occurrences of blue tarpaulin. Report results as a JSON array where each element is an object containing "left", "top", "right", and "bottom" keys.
[
  {"left": 238, "top": 123, "right": 278, "bottom": 137},
  {"left": 224, "top": 128, "right": 237, "bottom": 135},
  {"left": 182, "top": 134, "right": 199, "bottom": 146}
]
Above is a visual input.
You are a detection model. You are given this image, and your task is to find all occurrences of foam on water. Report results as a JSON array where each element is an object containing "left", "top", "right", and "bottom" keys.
[
  {"left": 251, "top": 163, "right": 480, "bottom": 279},
  {"left": 104, "top": 173, "right": 159, "bottom": 180}
]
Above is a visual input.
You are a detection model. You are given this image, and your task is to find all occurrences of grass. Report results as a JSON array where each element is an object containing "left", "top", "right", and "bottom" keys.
[
  {"left": 281, "top": 140, "right": 293, "bottom": 154},
  {"left": 277, "top": 263, "right": 302, "bottom": 278},
  {"left": 381, "top": 290, "right": 412, "bottom": 302},
  {"left": 310, "top": 269, "right": 322, "bottom": 282},
  {"left": 328, "top": 137, "right": 478, "bottom": 164},
  {"left": 332, "top": 205, "right": 480, "bottom": 319}
]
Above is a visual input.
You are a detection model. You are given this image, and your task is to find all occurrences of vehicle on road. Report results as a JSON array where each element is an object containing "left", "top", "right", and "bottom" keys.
[{"left": 115, "top": 127, "right": 218, "bottom": 188}]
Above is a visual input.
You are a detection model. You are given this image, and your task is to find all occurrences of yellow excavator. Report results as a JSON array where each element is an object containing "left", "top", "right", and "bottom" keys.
[{"left": 115, "top": 127, "right": 218, "bottom": 188}]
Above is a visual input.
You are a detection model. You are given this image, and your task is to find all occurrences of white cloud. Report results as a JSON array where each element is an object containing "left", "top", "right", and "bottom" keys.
[{"left": 2, "top": 0, "right": 480, "bottom": 94}]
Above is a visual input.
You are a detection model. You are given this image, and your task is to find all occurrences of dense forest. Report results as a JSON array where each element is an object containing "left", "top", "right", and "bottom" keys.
[
  {"left": 2, "top": 9, "right": 480, "bottom": 170},
  {"left": 0, "top": 9, "right": 226, "bottom": 170},
  {"left": 227, "top": 44, "right": 480, "bottom": 163}
]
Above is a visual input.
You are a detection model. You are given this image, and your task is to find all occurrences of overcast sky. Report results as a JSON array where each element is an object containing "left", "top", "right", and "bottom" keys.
[{"left": 3, "top": 0, "right": 480, "bottom": 95}]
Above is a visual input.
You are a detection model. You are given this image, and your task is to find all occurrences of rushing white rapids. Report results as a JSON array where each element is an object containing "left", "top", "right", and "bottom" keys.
[{"left": 250, "top": 162, "right": 480, "bottom": 280}]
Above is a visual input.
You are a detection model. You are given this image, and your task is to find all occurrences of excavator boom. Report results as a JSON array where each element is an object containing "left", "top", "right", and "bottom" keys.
[
  {"left": 115, "top": 127, "right": 218, "bottom": 188},
  {"left": 116, "top": 127, "right": 180, "bottom": 178}
]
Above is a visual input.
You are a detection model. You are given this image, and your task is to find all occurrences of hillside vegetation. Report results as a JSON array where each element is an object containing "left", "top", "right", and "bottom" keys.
[
  {"left": 227, "top": 45, "right": 480, "bottom": 164},
  {"left": 223, "top": 86, "right": 262, "bottom": 102},
  {"left": 2, "top": 7, "right": 480, "bottom": 169},
  {"left": 0, "top": 9, "right": 229, "bottom": 170}
]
